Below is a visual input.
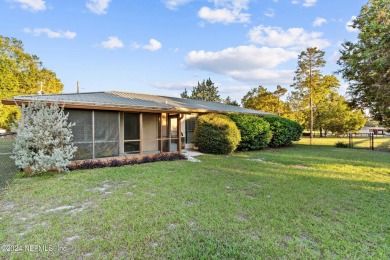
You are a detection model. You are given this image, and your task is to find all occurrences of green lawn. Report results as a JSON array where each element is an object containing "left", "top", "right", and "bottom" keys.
[{"left": 0, "top": 145, "right": 389, "bottom": 259}]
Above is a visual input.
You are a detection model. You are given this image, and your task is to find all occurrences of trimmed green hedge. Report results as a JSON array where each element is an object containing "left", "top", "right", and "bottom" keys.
[
  {"left": 194, "top": 113, "right": 241, "bottom": 154},
  {"left": 264, "top": 116, "right": 303, "bottom": 147},
  {"left": 227, "top": 114, "right": 272, "bottom": 151}
]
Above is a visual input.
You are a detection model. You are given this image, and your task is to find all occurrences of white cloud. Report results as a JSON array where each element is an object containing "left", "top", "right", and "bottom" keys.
[
  {"left": 313, "top": 17, "right": 327, "bottom": 27},
  {"left": 133, "top": 39, "right": 162, "bottom": 51},
  {"left": 248, "top": 25, "right": 330, "bottom": 49},
  {"left": 152, "top": 81, "right": 197, "bottom": 90},
  {"left": 346, "top": 16, "right": 359, "bottom": 32},
  {"left": 198, "top": 7, "right": 250, "bottom": 24},
  {"left": 23, "top": 28, "right": 76, "bottom": 39},
  {"left": 303, "top": 0, "right": 317, "bottom": 7},
  {"left": 10, "top": 0, "right": 46, "bottom": 12},
  {"left": 198, "top": 0, "right": 251, "bottom": 24},
  {"left": 219, "top": 85, "right": 250, "bottom": 94},
  {"left": 186, "top": 45, "right": 296, "bottom": 71},
  {"left": 264, "top": 8, "right": 275, "bottom": 18},
  {"left": 185, "top": 45, "right": 297, "bottom": 82},
  {"left": 86, "top": 0, "right": 111, "bottom": 15},
  {"left": 163, "top": 0, "right": 192, "bottom": 10},
  {"left": 291, "top": 0, "right": 317, "bottom": 7},
  {"left": 100, "top": 36, "right": 124, "bottom": 49},
  {"left": 328, "top": 50, "right": 340, "bottom": 63},
  {"left": 229, "top": 69, "right": 294, "bottom": 84},
  {"left": 143, "top": 39, "right": 162, "bottom": 51}
]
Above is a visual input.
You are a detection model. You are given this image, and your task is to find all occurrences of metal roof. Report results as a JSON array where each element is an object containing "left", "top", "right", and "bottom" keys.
[{"left": 3, "top": 91, "right": 274, "bottom": 116}]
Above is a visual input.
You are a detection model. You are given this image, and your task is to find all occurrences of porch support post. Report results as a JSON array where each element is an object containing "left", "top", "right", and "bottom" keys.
[
  {"left": 92, "top": 110, "right": 95, "bottom": 159},
  {"left": 119, "top": 112, "right": 124, "bottom": 155},
  {"left": 160, "top": 113, "right": 163, "bottom": 153},
  {"left": 139, "top": 113, "right": 143, "bottom": 156},
  {"left": 178, "top": 114, "right": 183, "bottom": 154}
]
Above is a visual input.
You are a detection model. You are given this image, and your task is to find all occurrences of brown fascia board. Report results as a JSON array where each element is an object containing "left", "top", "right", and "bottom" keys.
[
  {"left": 2, "top": 98, "right": 192, "bottom": 114},
  {"left": 2, "top": 98, "right": 270, "bottom": 116}
]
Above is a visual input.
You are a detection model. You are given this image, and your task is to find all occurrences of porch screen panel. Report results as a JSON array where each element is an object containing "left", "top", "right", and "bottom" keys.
[
  {"left": 142, "top": 113, "right": 159, "bottom": 154},
  {"left": 124, "top": 113, "right": 140, "bottom": 154},
  {"left": 94, "top": 111, "right": 119, "bottom": 158},
  {"left": 66, "top": 109, "right": 93, "bottom": 160}
]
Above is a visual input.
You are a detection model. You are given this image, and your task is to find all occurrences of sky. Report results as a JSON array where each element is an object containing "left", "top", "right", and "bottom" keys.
[{"left": 0, "top": 0, "right": 367, "bottom": 103}]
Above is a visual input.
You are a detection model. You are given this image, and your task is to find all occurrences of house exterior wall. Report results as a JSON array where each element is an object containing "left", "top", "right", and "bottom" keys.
[{"left": 66, "top": 109, "right": 181, "bottom": 160}]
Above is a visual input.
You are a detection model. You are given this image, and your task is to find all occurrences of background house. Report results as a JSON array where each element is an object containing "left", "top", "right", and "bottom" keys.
[{"left": 357, "top": 126, "right": 389, "bottom": 136}]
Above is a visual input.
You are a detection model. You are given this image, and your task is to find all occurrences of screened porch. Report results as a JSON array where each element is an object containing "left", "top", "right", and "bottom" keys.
[{"left": 66, "top": 109, "right": 181, "bottom": 160}]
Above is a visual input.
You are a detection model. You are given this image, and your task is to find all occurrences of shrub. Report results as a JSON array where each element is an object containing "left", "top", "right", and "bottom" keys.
[
  {"left": 335, "top": 141, "right": 349, "bottom": 148},
  {"left": 194, "top": 113, "right": 241, "bottom": 154},
  {"left": 12, "top": 101, "right": 77, "bottom": 174},
  {"left": 68, "top": 152, "right": 186, "bottom": 171},
  {"left": 227, "top": 114, "right": 272, "bottom": 151},
  {"left": 263, "top": 116, "right": 303, "bottom": 147}
]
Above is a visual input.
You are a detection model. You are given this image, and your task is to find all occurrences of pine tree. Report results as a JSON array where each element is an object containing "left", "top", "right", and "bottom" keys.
[
  {"left": 292, "top": 47, "right": 326, "bottom": 144},
  {"left": 223, "top": 96, "right": 240, "bottom": 106},
  {"left": 180, "top": 78, "right": 221, "bottom": 102},
  {"left": 12, "top": 101, "right": 77, "bottom": 174}
]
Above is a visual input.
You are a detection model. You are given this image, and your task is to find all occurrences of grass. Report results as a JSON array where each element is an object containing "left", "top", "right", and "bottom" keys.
[
  {"left": 0, "top": 145, "right": 389, "bottom": 259},
  {"left": 297, "top": 136, "right": 390, "bottom": 151}
]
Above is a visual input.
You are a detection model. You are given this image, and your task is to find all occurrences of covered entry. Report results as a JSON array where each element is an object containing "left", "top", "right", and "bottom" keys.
[{"left": 120, "top": 112, "right": 181, "bottom": 156}]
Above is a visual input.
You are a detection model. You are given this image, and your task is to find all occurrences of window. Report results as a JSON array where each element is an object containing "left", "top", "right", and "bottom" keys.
[
  {"left": 124, "top": 113, "right": 140, "bottom": 154},
  {"left": 185, "top": 116, "right": 196, "bottom": 144}
]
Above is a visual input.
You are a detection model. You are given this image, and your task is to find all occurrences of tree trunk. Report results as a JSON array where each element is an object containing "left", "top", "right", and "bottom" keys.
[{"left": 310, "top": 92, "right": 313, "bottom": 145}]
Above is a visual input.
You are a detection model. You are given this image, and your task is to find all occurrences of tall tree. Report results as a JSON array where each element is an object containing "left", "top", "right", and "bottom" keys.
[
  {"left": 242, "top": 85, "right": 291, "bottom": 117},
  {"left": 315, "top": 92, "right": 366, "bottom": 136},
  {"left": 223, "top": 96, "right": 240, "bottom": 106},
  {"left": 289, "top": 75, "right": 340, "bottom": 136},
  {"left": 274, "top": 85, "right": 287, "bottom": 116},
  {"left": 180, "top": 78, "right": 221, "bottom": 102},
  {"left": 292, "top": 47, "right": 326, "bottom": 144},
  {"left": 338, "top": 0, "right": 390, "bottom": 126},
  {"left": 0, "top": 36, "right": 63, "bottom": 130},
  {"left": 180, "top": 88, "right": 190, "bottom": 99}
]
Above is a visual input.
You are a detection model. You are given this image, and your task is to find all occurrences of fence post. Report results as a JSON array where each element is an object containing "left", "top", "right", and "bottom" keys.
[
  {"left": 348, "top": 133, "right": 353, "bottom": 148},
  {"left": 371, "top": 133, "right": 374, "bottom": 151}
]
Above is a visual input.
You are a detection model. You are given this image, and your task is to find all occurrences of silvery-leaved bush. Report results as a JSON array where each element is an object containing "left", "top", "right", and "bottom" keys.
[{"left": 11, "top": 101, "right": 77, "bottom": 173}]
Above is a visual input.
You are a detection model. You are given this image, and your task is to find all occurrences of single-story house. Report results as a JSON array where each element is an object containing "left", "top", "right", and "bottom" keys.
[
  {"left": 2, "top": 91, "right": 272, "bottom": 160},
  {"left": 357, "top": 126, "right": 389, "bottom": 136}
]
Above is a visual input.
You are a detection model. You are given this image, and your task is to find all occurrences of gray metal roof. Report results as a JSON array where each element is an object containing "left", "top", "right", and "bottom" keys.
[{"left": 5, "top": 91, "right": 274, "bottom": 116}]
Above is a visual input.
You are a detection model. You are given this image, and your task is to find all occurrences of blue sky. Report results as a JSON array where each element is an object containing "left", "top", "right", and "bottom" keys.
[{"left": 0, "top": 0, "right": 366, "bottom": 102}]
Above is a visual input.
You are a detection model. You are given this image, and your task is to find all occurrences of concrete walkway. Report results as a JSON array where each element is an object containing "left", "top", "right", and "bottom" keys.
[
  {"left": 182, "top": 149, "right": 203, "bottom": 157},
  {"left": 182, "top": 149, "right": 203, "bottom": 162}
]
